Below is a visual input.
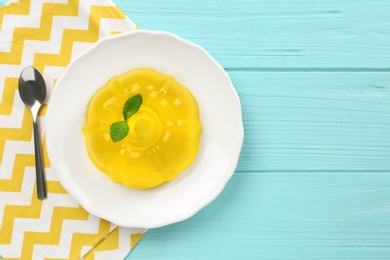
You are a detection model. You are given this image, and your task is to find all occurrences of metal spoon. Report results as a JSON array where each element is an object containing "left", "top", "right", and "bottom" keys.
[{"left": 18, "top": 66, "right": 47, "bottom": 200}]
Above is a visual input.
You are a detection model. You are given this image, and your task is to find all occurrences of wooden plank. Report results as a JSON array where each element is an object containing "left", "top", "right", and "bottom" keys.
[
  {"left": 116, "top": 0, "right": 390, "bottom": 69},
  {"left": 226, "top": 71, "right": 390, "bottom": 172},
  {"left": 129, "top": 172, "right": 390, "bottom": 259}
]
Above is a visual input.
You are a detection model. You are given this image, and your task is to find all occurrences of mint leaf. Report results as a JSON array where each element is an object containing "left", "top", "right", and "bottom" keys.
[
  {"left": 109, "top": 94, "right": 142, "bottom": 142},
  {"left": 123, "top": 94, "right": 143, "bottom": 121},
  {"left": 110, "top": 121, "right": 129, "bottom": 142}
]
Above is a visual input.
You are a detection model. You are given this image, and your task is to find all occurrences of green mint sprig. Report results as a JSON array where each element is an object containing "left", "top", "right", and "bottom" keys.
[{"left": 110, "top": 94, "right": 143, "bottom": 142}]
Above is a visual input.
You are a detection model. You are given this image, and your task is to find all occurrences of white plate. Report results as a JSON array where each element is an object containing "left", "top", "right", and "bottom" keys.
[{"left": 46, "top": 30, "right": 244, "bottom": 228}]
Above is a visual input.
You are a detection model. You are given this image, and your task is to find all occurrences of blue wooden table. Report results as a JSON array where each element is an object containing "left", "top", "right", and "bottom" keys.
[{"left": 115, "top": 1, "right": 390, "bottom": 259}]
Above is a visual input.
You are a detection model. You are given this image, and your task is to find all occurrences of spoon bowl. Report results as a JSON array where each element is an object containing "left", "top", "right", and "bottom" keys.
[
  {"left": 19, "top": 67, "right": 46, "bottom": 109},
  {"left": 18, "top": 66, "right": 47, "bottom": 200}
]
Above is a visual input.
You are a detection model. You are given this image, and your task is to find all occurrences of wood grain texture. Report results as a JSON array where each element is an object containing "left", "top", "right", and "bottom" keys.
[
  {"left": 116, "top": 0, "right": 390, "bottom": 69},
  {"left": 232, "top": 72, "right": 390, "bottom": 172},
  {"left": 130, "top": 173, "right": 390, "bottom": 259},
  {"left": 112, "top": 0, "right": 390, "bottom": 259}
]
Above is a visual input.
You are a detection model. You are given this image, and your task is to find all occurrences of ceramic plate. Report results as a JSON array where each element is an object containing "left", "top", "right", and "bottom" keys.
[{"left": 46, "top": 30, "right": 244, "bottom": 228}]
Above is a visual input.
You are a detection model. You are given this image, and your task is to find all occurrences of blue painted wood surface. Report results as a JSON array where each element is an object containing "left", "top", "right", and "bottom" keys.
[{"left": 115, "top": 0, "right": 390, "bottom": 259}]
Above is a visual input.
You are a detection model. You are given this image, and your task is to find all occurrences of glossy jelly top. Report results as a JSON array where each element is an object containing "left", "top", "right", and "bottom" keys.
[{"left": 83, "top": 68, "right": 203, "bottom": 189}]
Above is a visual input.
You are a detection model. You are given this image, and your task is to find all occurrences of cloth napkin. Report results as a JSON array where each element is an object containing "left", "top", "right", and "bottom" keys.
[{"left": 0, "top": 0, "right": 147, "bottom": 259}]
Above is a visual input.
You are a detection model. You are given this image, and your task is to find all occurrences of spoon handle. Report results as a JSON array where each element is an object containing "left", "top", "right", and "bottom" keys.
[{"left": 33, "top": 119, "right": 47, "bottom": 199}]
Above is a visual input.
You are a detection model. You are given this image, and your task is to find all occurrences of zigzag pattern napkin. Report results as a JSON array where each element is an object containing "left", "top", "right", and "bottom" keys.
[{"left": 0, "top": 0, "right": 146, "bottom": 259}]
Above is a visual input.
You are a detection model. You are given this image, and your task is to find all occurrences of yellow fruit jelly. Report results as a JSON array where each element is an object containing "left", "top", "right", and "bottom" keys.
[{"left": 82, "top": 68, "right": 203, "bottom": 189}]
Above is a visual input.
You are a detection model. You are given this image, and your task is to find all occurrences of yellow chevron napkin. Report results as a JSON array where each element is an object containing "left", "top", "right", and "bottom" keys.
[{"left": 0, "top": 0, "right": 146, "bottom": 259}]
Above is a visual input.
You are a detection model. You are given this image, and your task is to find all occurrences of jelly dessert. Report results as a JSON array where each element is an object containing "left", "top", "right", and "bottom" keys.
[{"left": 83, "top": 68, "right": 203, "bottom": 189}]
